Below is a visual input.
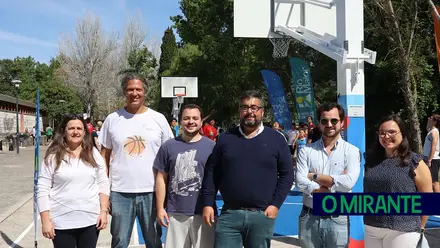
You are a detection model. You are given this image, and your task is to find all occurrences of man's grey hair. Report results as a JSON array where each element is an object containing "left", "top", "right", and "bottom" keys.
[
  {"left": 121, "top": 73, "right": 148, "bottom": 92},
  {"left": 239, "top": 90, "right": 266, "bottom": 107}
]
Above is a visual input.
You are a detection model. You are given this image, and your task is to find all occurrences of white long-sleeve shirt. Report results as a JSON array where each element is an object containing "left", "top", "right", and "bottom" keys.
[
  {"left": 296, "top": 137, "right": 361, "bottom": 208},
  {"left": 37, "top": 148, "right": 110, "bottom": 230}
]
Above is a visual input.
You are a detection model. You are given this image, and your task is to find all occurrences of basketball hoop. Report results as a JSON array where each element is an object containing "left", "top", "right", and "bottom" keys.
[
  {"left": 175, "top": 94, "right": 185, "bottom": 104},
  {"left": 269, "top": 37, "right": 292, "bottom": 58},
  {"left": 172, "top": 94, "right": 186, "bottom": 121}
]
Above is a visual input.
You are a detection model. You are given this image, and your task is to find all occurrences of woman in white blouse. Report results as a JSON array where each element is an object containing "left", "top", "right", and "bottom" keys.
[{"left": 37, "top": 114, "right": 110, "bottom": 248}]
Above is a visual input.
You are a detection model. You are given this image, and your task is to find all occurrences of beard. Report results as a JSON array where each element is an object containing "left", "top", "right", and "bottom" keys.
[
  {"left": 322, "top": 127, "right": 341, "bottom": 138},
  {"left": 240, "top": 113, "right": 261, "bottom": 128}
]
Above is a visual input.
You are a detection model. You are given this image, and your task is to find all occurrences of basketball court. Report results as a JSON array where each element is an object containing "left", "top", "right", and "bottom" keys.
[
  {"left": 133, "top": 190, "right": 440, "bottom": 246},
  {"left": 15, "top": 0, "right": 438, "bottom": 247}
]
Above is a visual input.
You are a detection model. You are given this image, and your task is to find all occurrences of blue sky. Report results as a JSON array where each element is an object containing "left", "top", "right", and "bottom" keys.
[{"left": 0, "top": 0, "right": 181, "bottom": 64}]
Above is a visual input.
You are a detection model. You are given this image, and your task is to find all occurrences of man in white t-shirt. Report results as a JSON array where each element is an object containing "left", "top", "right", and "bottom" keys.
[
  {"left": 424, "top": 114, "right": 440, "bottom": 193},
  {"left": 99, "top": 73, "right": 174, "bottom": 248}
]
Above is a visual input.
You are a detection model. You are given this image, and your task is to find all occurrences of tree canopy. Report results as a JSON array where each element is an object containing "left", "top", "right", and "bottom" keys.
[
  {"left": 150, "top": 0, "right": 440, "bottom": 150},
  {"left": 0, "top": 56, "right": 83, "bottom": 127}
]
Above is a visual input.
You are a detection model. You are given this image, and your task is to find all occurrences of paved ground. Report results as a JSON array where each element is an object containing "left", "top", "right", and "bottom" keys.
[
  {"left": 0, "top": 146, "right": 299, "bottom": 248},
  {"left": 1, "top": 146, "right": 439, "bottom": 248},
  {"left": 0, "top": 195, "right": 298, "bottom": 248},
  {"left": 0, "top": 146, "right": 39, "bottom": 224}
]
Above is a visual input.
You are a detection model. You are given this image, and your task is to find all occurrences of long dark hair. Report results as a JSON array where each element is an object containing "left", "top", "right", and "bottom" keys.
[
  {"left": 365, "top": 114, "right": 412, "bottom": 169},
  {"left": 44, "top": 114, "right": 98, "bottom": 170}
]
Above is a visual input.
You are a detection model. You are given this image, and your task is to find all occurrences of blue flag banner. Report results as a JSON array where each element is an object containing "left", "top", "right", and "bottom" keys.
[
  {"left": 34, "top": 88, "right": 40, "bottom": 247},
  {"left": 289, "top": 58, "right": 316, "bottom": 124},
  {"left": 260, "top": 70, "right": 292, "bottom": 131},
  {"left": 313, "top": 193, "right": 440, "bottom": 216}
]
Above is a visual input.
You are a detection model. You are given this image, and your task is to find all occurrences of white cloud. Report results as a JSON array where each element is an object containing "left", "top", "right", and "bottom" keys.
[{"left": 0, "top": 30, "right": 57, "bottom": 48}]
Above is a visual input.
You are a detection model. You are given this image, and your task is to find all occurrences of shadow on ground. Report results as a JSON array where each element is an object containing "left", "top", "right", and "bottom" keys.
[
  {"left": 272, "top": 229, "right": 440, "bottom": 248},
  {"left": 288, "top": 191, "right": 302, "bottom": 196},
  {"left": 426, "top": 229, "right": 440, "bottom": 248},
  {"left": 1, "top": 231, "right": 24, "bottom": 248},
  {"left": 273, "top": 234, "right": 301, "bottom": 246}
]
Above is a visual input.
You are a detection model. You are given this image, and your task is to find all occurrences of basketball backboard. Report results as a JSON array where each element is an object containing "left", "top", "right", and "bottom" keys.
[
  {"left": 234, "top": 0, "right": 336, "bottom": 39},
  {"left": 161, "top": 77, "right": 198, "bottom": 98}
]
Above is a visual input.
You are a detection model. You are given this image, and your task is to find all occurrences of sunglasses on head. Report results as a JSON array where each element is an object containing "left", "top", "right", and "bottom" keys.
[{"left": 320, "top": 118, "right": 340, "bottom": 125}]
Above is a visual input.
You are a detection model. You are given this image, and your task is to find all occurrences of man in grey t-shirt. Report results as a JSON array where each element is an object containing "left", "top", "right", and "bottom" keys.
[{"left": 154, "top": 104, "right": 216, "bottom": 248}]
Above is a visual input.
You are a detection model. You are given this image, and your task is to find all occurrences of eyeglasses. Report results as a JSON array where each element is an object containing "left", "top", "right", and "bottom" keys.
[
  {"left": 320, "top": 118, "right": 340, "bottom": 126},
  {"left": 239, "top": 105, "right": 263, "bottom": 112},
  {"left": 377, "top": 130, "right": 400, "bottom": 138}
]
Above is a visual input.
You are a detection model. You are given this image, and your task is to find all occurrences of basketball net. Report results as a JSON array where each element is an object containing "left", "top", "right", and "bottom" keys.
[
  {"left": 172, "top": 94, "right": 185, "bottom": 121},
  {"left": 269, "top": 38, "right": 292, "bottom": 58}
]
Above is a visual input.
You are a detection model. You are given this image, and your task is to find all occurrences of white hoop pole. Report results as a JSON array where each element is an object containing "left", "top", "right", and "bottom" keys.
[
  {"left": 172, "top": 96, "right": 185, "bottom": 122},
  {"left": 336, "top": 0, "right": 365, "bottom": 244}
]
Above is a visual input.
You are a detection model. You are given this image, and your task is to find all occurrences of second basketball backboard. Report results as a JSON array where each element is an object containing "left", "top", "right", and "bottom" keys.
[{"left": 161, "top": 77, "right": 198, "bottom": 98}]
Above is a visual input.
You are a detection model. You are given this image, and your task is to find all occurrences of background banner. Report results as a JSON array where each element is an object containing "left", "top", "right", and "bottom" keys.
[
  {"left": 289, "top": 58, "right": 316, "bottom": 124},
  {"left": 260, "top": 70, "right": 292, "bottom": 131}
]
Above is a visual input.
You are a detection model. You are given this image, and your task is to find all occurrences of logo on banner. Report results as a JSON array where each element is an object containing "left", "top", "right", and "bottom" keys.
[{"left": 290, "top": 58, "right": 316, "bottom": 123}]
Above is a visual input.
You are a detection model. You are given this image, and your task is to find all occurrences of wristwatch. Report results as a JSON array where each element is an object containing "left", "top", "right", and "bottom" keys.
[{"left": 312, "top": 173, "right": 318, "bottom": 182}]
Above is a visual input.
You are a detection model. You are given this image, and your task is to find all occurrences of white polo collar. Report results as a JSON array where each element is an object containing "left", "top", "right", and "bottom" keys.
[{"left": 239, "top": 123, "right": 264, "bottom": 139}]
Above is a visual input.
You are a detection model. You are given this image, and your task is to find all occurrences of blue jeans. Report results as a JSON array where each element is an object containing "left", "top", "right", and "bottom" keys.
[
  {"left": 298, "top": 208, "right": 349, "bottom": 248},
  {"left": 110, "top": 191, "right": 162, "bottom": 248},
  {"left": 215, "top": 209, "right": 275, "bottom": 248}
]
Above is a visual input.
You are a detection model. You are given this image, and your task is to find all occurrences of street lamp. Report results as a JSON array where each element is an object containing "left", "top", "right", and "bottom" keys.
[{"left": 11, "top": 79, "right": 21, "bottom": 154}]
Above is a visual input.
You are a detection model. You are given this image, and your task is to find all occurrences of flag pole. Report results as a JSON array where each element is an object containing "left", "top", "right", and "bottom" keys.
[{"left": 33, "top": 87, "right": 40, "bottom": 248}]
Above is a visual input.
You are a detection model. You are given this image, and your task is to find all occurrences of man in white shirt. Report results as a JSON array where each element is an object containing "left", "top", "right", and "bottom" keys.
[
  {"left": 100, "top": 73, "right": 174, "bottom": 248},
  {"left": 296, "top": 103, "right": 361, "bottom": 248},
  {"left": 423, "top": 114, "right": 440, "bottom": 193},
  {"left": 287, "top": 123, "right": 298, "bottom": 154}
]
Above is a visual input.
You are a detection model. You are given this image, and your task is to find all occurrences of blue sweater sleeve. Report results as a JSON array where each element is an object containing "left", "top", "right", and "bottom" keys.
[
  {"left": 271, "top": 137, "right": 295, "bottom": 208},
  {"left": 201, "top": 139, "right": 221, "bottom": 207}
]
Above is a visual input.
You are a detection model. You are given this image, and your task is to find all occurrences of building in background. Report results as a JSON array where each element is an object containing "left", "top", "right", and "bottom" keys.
[{"left": 0, "top": 93, "right": 45, "bottom": 141}]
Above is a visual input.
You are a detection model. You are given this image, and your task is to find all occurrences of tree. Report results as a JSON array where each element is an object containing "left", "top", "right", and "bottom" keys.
[
  {"left": 122, "top": 46, "right": 158, "bottom": 82},
  {"left": 364, "top": 0, "right": 436, "bottom": 152},
  {"left": 0, "top": 56, "right": 85, "bottom": 126},
  {"left": 39, "top": 80, "right": 83, "bottom": 127},
  {"left": 40, "top": 58, "right": 84, "bottom": 126},
  {"left": 119, "top": 14, "right": 148, "bottom": 70},
  {"left": 0, "top": 59, "right": 16, "bottom": 96},
  {"left": 158, "top": 27, "right": 177, "bottom": 76},
  {"left": 58, "top": 13, "right": 118, "bottom": 117}
]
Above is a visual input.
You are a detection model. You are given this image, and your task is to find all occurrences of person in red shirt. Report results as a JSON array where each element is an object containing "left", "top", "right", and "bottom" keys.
[
  {"left": 202, "top": 119, "right": 218, "bottom": 141},
  {"left": 307, "top": 115, "right": 315, "bottom": 133},
  {"left": 85, "top": 118, "right": 95, "bottom": 134}
]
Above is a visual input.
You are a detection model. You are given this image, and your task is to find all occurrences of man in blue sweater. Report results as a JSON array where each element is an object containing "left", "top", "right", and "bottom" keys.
[{"left": 201, "top": 90, "right": 294, "bottom": 248}]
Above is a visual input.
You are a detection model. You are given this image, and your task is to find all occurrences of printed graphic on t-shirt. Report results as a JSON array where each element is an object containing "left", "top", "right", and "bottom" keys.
[
  {"left": 123, "top": 135, "right": 146, "bottom": 157},
  {"left": 170, "top": 149, "right": 201, "bottom": 197}
]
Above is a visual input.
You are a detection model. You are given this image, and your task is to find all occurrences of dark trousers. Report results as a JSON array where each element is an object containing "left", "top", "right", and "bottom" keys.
[
  {"left": 215, "top": 209, "right": 276, "bottom": 248},
  {"left": 53, "top": 225, "right": 99, "bottom": 248}
]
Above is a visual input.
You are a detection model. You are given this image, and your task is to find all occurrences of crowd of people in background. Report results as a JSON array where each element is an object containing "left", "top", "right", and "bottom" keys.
[{"left": 36, "top": 72, "right": 438, "bottom": 248}]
